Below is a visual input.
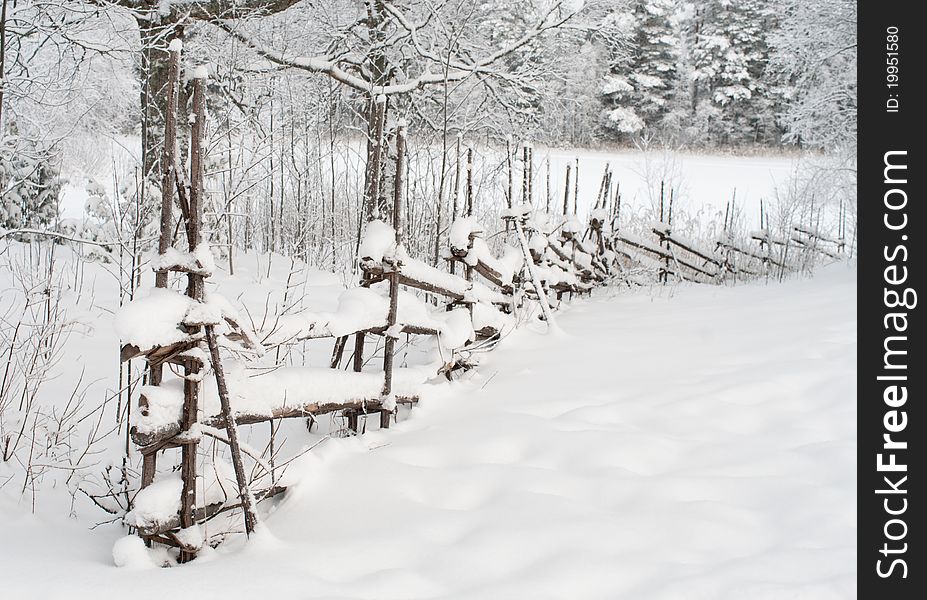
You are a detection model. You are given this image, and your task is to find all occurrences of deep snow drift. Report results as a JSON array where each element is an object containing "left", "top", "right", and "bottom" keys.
[{"left": 0, "top": 265, "right": 856, "bottom": 599}]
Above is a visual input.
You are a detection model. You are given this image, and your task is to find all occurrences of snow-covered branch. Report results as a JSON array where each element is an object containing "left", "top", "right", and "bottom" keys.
[{"left": 214, "top": 1, "right": 578, "bottom": 97}]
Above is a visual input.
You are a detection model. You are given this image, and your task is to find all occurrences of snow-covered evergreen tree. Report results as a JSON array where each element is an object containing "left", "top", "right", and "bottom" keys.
[
  {"left": 768, "top": 0, "right": 856, "bottom": 152},
  {"left": 601, "top": 0, "right": 680, "bottom": 139},
  {"left": 0, "top": 138, "right": 60, "bottom": 231},
  {"left": 687, "top": 0, "right": 781, "bottom": 145}
]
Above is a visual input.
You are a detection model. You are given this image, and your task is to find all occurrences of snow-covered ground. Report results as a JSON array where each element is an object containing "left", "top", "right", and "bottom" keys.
[
  {"left": 1, "top": 264, "right": 856, "bottom": 599},
  {"left": 58, "top": 137, "right": 798, "bottom": 229}
]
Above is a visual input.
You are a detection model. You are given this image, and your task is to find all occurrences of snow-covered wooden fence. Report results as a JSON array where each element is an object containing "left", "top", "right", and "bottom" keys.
[
  {"left": 118, "top": 89, "right": 612, "bottom": 559},
  {"left": 116, "top": 59, "right": 845, "bottom": 560}
]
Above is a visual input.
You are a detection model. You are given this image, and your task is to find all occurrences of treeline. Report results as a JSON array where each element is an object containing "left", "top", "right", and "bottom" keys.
[
  {"left": 540, "top": 0, "right": 857, "bottom": 149},
  {"left": 0, "top": 0, "right": 856, "bottom": 235}
]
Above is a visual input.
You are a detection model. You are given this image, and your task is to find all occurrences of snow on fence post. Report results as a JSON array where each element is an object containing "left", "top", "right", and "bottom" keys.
[
  {"left": 204, "top": 325, "right": 258, "bottom": 536},
  {"left": 365, "top": 96, "right": 387, "bottom": 222},
  {"left": 178, "top": 68, "right": 208, "bottom": 563},
  {"left": 450, "top": 134, "right": 463, "bottom": 275},
  {"left": 381, "top": 123, "right": 406, "bottom": 424},
  {"left": 353, "top": 97, "right": 387, "bottom": 374},
  {"left": 465, "top": 146, "right": 474, "bottom": 218},
  {"left": 513, "top": 215, "right": 557, "bottom": 331},
  {"left": 464, "top": 145, "right": 475, "bottom": 317},
  {"left": 505, "top": 136, "right": 514, "bottom": 210},
  {"left": 156, "top": 40, "right": 181, "bottom": 291},
  {"left": 142, "top": 37, "right": 181, "bottom": 490}
]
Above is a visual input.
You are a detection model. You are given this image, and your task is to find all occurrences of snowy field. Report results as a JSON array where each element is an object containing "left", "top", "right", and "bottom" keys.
[
  {"left": 58, "top": 139, "right": 799, "bottom": 228},
  {"left": 1, "top": 263, "right": 856, "bottom": 599}
]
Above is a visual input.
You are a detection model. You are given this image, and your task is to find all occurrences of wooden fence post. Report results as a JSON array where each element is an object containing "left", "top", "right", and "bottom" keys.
[
  {"left": 142, "top": 37, "right": 181, "bottom": 490},
  {"left": 563, "top": 164, "right": 571, "bottom": 216},
  {"left": 381, "top": 124, "right": 406, "bottom": 416},
  {"left": 205, "top": 326, "right": 258, "bottom": 535},
  {"left": 178, "top": 70, "right": 207, "bottom": 563}
]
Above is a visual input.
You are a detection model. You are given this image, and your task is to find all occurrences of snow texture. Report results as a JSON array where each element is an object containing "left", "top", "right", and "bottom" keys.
[
  {"left": 0, "top": 263, "right": 856, "bottom": 599},
  {"left": 358, "top": 219, "right": 396, "bottom": 261},
  {"left": 449, "top": 217, "right": 482, "bottom": 251},
  {"left": 133, "top": 381, "right": 184, "bottom": 435},
  {"left": 114, "top": 287, "right": 193, "bottom": 350},
  {"left": 112, "top": 536, "right": 156, "bottom": 569},
  {"left": 124, "top": 476, "right": 182, "bottom": 530}
]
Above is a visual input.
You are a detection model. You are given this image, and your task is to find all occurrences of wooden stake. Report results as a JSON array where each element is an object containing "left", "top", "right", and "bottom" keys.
[
  {"left": 563, "top": 164, "right": 571, "bottom": 216},
  {"left": 514, "top": 218, "right": 556, "bottom": 330},
  {"left": 143, "top": 41, "right": 181, "bottom": 490},
  {"left": 330, "top": 335, "right": 347, "bottom": 368},
  {"left": 659, "top": 181, "right": 667, "bottom": 283},
  {"left": 466, "top": 146, "right": 474, "bottom": 217},
  {"left": 366, "top": 97, "right": 387, "bottom": 220},
  {"left": 155, "top": 41, "right": 180, "bottom": 290},
  {"left": 352, "top": 330, "right": 365, "bottom": 372},
  {"left": 522, "top": 144, "right": 529, "bottom": 205},
  {"left": 659, "top": 181, "right": 665, "bottom": 222},
  {"left": 205, "top": 326, "right": 258, "bottom": 536},
  {"left": 452, "top": 134, "right": 462, "bottom": 217},
  {"left": 450, "top": 136, "right": 462, "bottom": 274},
  {"left": 178, "top": 71, "right": 207, "bottom": 563},
  {"left": 596, "top": 165, "right": 610, "bottom": 210},
  {"left": 527, "top": 145, "right": 534, "bottom": 206},
  {"left": 614, "top": 193, "right": 622, "bottom": 230},
  {"left": 573, "top": 158, "right": 579, "bottom": 214},
  {"left": 545, "top": 157, "right": 551, "bottom": 213},
  {"left": 464, "top": 146, "right": 475, "bottom": 292},
  {"left": 382, "top": 124, "right": 406, "bottom": 405},
  {"left": 505, "top": 138, "right": 513, "bottom": 209}
]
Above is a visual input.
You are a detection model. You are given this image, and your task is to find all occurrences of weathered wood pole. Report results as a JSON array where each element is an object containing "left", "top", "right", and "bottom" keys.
[
  {"left": 596, "top": 165, "right": 609, "bottom": 210},
  {"left": 365, "top": 97, "right": 387, "bottom": 221},
  {"left": 205, "top": 326, "right": 258, "bottom": 535},
  {"left": 659, "top": 181, "right": 667, "bottom": 283},
  {"left": 354, "top": 97, "right": 387, "bottom": 371},
  {"left": 545, "top": 158, "right": 551, "bottom": 213},
  {"left": 381, "top": 124, "right": 406, "bottom": 411},
  {"left": 155, "top": 40, "right": 180, "bottom": 291},
  {"left": 142, "top": 37, "right": 181, "bottom": 490},
  {"left": 330, "top": 335, "right": 348, "bottom": 368},
  {"left": 612, "top": 182, "right": 621, "bottom": 227},
  {"left": 563, "top": 164, "right": 571, "bottom": 216},
  {"left": 450, "top": 135, "right": 462, "bottom": 275},
  {"left": 527, "top": 145, "right": 534, "bottom": 206},
  {"left": 464, "top": 146, "right": 475, "bottom": 293},
  {"left": 514, "top": 217, "right": 556, "bottom": 330},
  {"left": 522, "top": 144, "right": 529, "bottom": 205},
  {"left": 352, "top": 326, "right": 365, "bottom": 372},
  {"left": 614, "top": 192, "right": 622, "bottom": 230},
  {"left": 178, "top": 69, "right": 207, "bottom": 563},
  {"left": 505, "top": 137, "right": 514, "bottom": 210},
  {"left": 465, "top": 146, "right": 474, "bottom": 217},
  {"left": 573, "top": 157, "right": 579, "bottom": 214},
  {"left": 452, "top": 134, "right": 462, "bottom": 218}
]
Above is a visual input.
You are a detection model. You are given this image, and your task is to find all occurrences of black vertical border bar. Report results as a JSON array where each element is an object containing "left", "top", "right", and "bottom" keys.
[{"left": 859, "top": 2, "right": 923, "bottom": 597}]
